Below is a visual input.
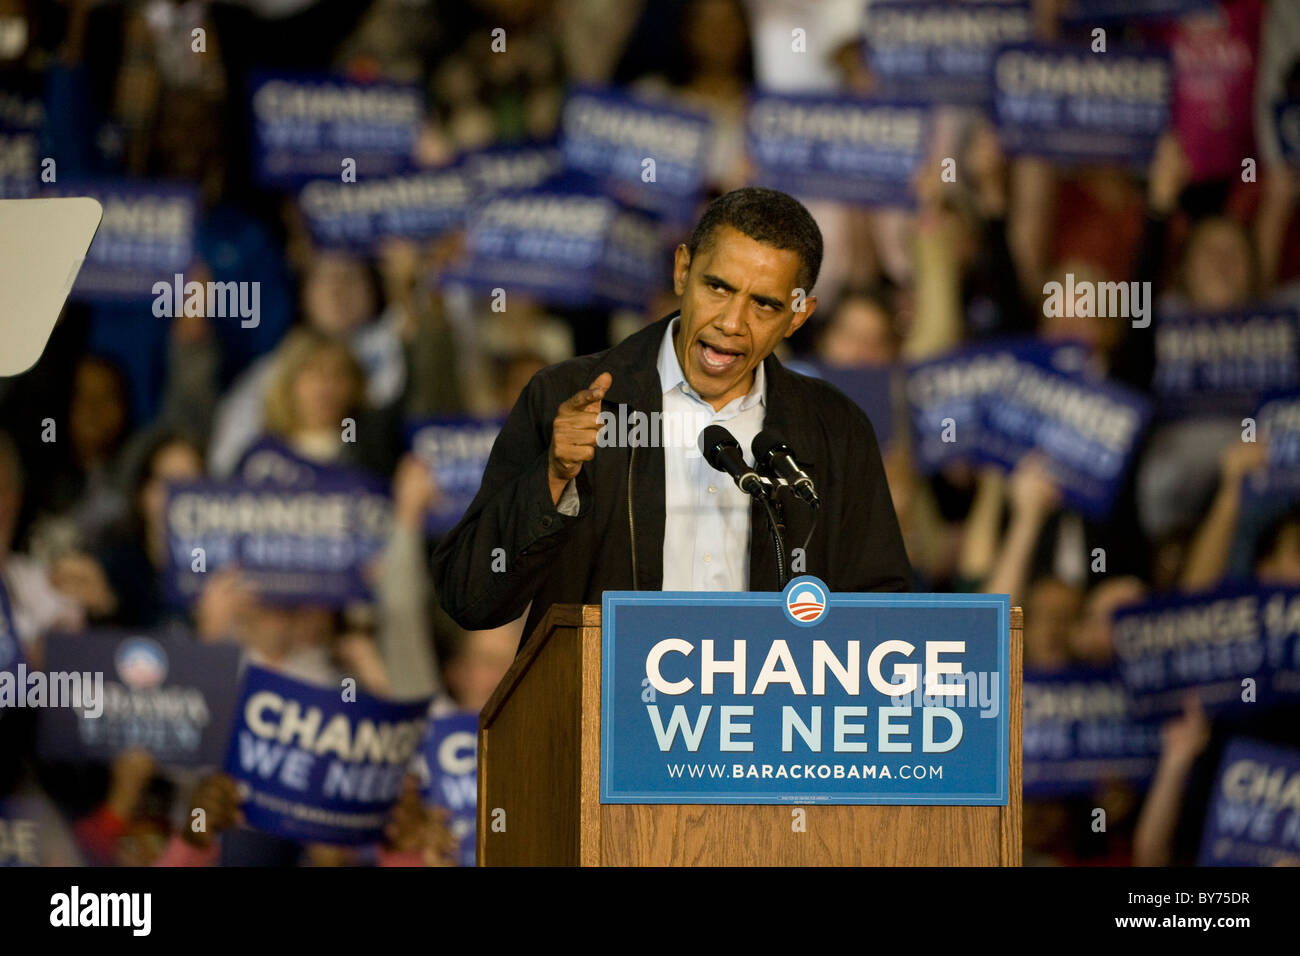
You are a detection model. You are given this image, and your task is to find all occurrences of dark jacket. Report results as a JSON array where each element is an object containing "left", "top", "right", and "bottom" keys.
[{"left": 433, "top": 313, "right": 911, "bottom": 648}]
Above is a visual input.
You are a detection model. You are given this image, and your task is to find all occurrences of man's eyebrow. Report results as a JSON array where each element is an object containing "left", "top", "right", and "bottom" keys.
[{"left": 701, "top": 273, "right": 785, "bottom": 310}]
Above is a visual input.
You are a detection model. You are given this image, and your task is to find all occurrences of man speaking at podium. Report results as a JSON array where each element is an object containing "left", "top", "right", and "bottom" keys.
[{"left": 434, "top": 187, "right": 910, "bottom": 649}]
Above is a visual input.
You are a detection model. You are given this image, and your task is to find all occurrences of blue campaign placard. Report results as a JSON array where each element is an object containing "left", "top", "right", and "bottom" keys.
[
  {"left": 248, "top": 71, "right": 423, "bottom": 187},
  {"left": 1253, "top": 390, "right": 1300, "bottom": 496},
  {"left": 163, "top": 474, "right": 391, "bottom": 606},
  {"left": 978, "top": 353, "right": 1151, "bottom": 519},
  {"left": 298, "top": 166, "right": 472, "bottom": 249},
  {"left": 601, "top": 580, "right": 1009, "bottom": 805},
  {"left": 904, "top": 338, "right": 1091, "bottom": 474},
  {"left": 42, "top": 179, "right": 198, "bottom": 303},
  {"left": 864, "top": 1, "right": 1032, "bottom": 106},
  {"left": 36, "top": 631, "right": 242, "bottom": 766},
  {"left": 906, "top": 342, "right": 1027, "bottom": 473},
  {"left": 406, "top": 417, "right": 505, "bottom": 535},
  {"left": 414, "top": 711, "right": 477, "bottom": 867},
  {"left": 559, "top": 86, "right": 713, "bottom": 220},
  {"left": 444, "top": 187, "right": 666, "bottom": 310},
  {"left": 746, "top": 93, "right": 929, "bottom": 207},
  {"left": 1061, "top": 0, "right": 1214, "bottom": 22},
  {"left": 1154, "top": 306, "right": 1300, "bottom": 420},
  {"left": 459, "top": 140, "right": 563, "bottom": 197},
  {"left": 1198, "top": 738, "right": 1300, "bottom": 866},
  {"left": 992, "top": 42, "right": 1171, "bottom": 165},
  {"left": 1023, "top": 667, "right": 1161, "bottom": 798},
  {"left": 1112, "top": 585, "right": 1300, "bottom": 718},
  {"left": 224, "top": 664, "right": 432, "bottom": 845}
]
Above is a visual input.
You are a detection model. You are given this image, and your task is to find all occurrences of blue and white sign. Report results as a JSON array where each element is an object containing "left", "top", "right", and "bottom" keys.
[
  {"left": 37, "top": 631, "right": 242, "bottom": 766},
  {"left": 1154, "top": 306, "right": 1300, "bottom": 419},
  {"left": 444, "top": 188, "right": 666, "bottom": 310},
  {"left": 407, "top": 417, "right": 505, "bottom": 535},
  {"left": 459, "top": 140, "right": 563, "bottom": 197},
  {"left": 560, "top": 87, "right": 713, "bottom": 219},
  {"left": 1199, "top": 738, "right": 1300, "bottom": 867},
  {"left": 42, "top": 179, "right": 198, "bottom": 302},
  {"left": 415, "top": 711, "right": 477, "bottom": 867},
  {"left": 601, "top": 580, "right": 1010, "bottom": 805},
  {"left": 977, "top": 352, "right": 1151, "bottom": 519},
  {"left": 907, "top": 342, "right": 1029, "bottom": 473},
  {"left": 747, "top": 93, "right": 929, "bottom": 207},
  {"left": 992, "top": 43, "right": 1171, "bottom": 165},
  {"left": 249, "top": 72, "right": 423, "bottom": 187},
  {"left": 164, "top": 476, "right": 391, "bottom": 606},
  {"left": 864, "top": 2, "right": 1032, "bottom": 106},
  {"left": 1023, "top": 667, "right": 1161, "bottom": 797},
  {"left": 1112, "top": 586, "right": 1300, "bottom": 718},
  {"left": 298, "top": 167, "right": 471, "bottom": 249},
  {"left": 1061, "top": 0, "right": 1214, "bottom": 22},
  {"left": 224, "top": 664, "right": 432, "bottom": 845},
  {"left": 904, "top": 338, "right": 1092, "bottom": 474},
  {"left": 1254, "top": 391, "right": 1300, "bottom": 496}
]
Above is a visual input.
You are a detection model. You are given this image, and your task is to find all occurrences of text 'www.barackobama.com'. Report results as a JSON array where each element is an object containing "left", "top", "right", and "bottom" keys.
[{"left": 666, "top": 763, "right": 944, "bottom": 781}]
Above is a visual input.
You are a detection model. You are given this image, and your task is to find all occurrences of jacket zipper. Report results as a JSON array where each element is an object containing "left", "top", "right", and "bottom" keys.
[{"left": 627, "top": 444, "right": 638, "bottom": 590}]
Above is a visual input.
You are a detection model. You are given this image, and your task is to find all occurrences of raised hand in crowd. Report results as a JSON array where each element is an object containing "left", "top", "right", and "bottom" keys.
[
  {"left": 1147, "top": 131, "right": 1191, "bottom": 218},
  {"left": 1133, "top": 693, "right": 1211, "bottom": 867},
  {"left": 1180, "top": 436, "right": 1269, "bottom": 592},
  {"left": 49, "top": 551, "right": 118, "bottom": 621},
  {"left": 392, "top": 454, "right": 441, "bottom": 531},
  {"left": 984, "top": 453, "right": 1063, "bottom": 604}
]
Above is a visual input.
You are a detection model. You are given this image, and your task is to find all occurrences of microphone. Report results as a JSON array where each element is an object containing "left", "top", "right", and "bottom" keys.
[
  {"left": 699, "top": 425, "right": 768, "bottom": 498},
  {"left": 752, "top": 430, "right": 819, "bottom": 506}
]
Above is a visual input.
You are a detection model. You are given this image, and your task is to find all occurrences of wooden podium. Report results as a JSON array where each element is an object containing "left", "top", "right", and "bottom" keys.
[{"left": 478, "top": 604, "right": 1023, "bottom": 866}]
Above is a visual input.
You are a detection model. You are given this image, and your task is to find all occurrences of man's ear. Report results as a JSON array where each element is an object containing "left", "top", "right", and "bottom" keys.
[
  {"left": 672, "top": 244, "right": 691, "bottom": 296},
  {"left": 785, "top": 294, "right": 817, "bottom": 337}
]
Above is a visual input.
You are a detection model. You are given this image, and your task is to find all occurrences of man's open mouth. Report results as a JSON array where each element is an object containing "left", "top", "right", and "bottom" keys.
[{"left": 697, "top": 340, "right": 745, "bottom": 374}]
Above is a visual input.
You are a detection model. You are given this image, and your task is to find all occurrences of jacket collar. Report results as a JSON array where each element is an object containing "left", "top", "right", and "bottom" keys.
[{"left": 601, "top": 314, "right": 674, "bottom": 412}]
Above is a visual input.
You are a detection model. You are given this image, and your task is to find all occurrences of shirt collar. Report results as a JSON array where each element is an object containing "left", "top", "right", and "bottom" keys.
[{"left": 657, "top": 316, "right": 766, "bottom": 411}]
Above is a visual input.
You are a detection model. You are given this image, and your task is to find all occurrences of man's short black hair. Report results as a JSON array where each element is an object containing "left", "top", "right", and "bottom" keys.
[{"left": 685, "top": 187, "right": 823, "bottom": 293}]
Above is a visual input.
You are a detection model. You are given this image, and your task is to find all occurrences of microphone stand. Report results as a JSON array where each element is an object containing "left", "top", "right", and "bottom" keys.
[{"left": 753, "top": 478, "right": 788, "bottom": 589}]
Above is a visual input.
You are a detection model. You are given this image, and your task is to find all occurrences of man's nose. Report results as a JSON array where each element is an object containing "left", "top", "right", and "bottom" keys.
[{"left": 715, "top": 297, "right": 745, "bottom": 336}]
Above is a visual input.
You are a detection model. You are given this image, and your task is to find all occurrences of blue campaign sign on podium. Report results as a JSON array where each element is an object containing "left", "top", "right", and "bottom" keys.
[{"left": 601, "top": 579, "right": 1009, "bottom": 805}]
